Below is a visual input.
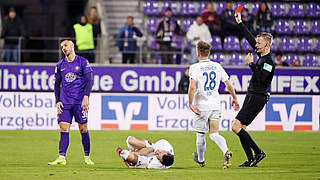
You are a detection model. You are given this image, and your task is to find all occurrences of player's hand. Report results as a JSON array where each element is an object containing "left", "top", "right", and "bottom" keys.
[
  {"left": 235, "top": 12, "right": 242, "bottom": 24},
  {"left": 81, "top": 96, "right": 89, "bottom": 111},
  {"left": 189, "top": 104, "right": 200, "bottom": 115},
  {"left": 156, "top": 43, "right": 160, "bottom": 49},
  {"left": 232, "top": 99, "right": 240, "bottom": 111},
  {"left": 245, "top": 53, "right": 254, "bottom": 64},
  {"left": 57, "top": 102, "right": 64, "bottom": 114}
]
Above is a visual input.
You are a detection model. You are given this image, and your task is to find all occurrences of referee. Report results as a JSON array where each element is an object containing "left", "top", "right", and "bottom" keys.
[{"left": 232, "top": 12, "right": 276, "bottom": 167}]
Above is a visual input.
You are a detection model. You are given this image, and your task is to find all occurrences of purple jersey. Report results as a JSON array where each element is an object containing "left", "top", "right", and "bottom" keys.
[{"left": 55, "top": 55, "right": 93, "bottom": 105}]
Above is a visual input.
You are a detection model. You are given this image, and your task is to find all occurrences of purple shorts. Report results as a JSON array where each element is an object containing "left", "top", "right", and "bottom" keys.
[{"left": 57, "top": 104, "right": 88, "bottom": 124}]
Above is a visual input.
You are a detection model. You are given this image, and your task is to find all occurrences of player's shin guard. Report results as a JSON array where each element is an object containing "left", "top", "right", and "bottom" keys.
[
  {"left": 209, "top": 133, "right": 228, "bottom": 155},
  {"left": 59, "top": 132, "right": 69, "bottom": 157},
  {"left": 196, "top": 133, "right": 206, "bottom": 162},
  {"left": 81, "top": 131, "right": 90, "bottom": 156}
]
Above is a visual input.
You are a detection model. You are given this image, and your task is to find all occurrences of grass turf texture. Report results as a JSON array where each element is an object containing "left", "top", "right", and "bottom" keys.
[{"left": 0, "top": 130, "right": 320, "bottom": 180}]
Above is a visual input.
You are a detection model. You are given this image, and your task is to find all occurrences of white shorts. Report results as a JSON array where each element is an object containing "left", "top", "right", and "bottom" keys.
[
  {"left": 136, "top": 155, "right": 148, "bottom": 166},
  {"left": 193, "top": 110, "right": 221, "bottom": 133}
]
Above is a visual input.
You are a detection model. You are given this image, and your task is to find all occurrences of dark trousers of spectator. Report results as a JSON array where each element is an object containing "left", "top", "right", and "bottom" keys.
[
  {"left": 122, "top": 52, "right": 136, "bottom": 64},
  {"left": 78, "top": 49, "right": 95, "bottom": 63},
  {"left": 160, "top": 43, "right": 173, "bottom": 64},
  {"left": 3, "top": 44, "right": 19, "bottom": 62}
]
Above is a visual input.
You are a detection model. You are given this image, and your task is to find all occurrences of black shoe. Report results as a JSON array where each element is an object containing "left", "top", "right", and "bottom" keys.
[
  {"left": 192, "top": 152, "right": 205, "bottom": 167},
  {"left": 250, "top": 151, "right": 266, "bottom": 167},
  {"left": 239, "top": 160, "right": 257, "bottom": 167}
]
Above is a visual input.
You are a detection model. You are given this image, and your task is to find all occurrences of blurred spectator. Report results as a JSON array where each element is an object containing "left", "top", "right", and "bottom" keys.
[
  {"left": 117, "top": 16, "right": 143, "bottom": 64},
  {"left": 186, "top": 16, "right": 211, "bottom": 64},
  {"left": 275, "top": 52, "right": 288, "bottom": 66},
  {"left": 87, "top": 6, "right": 101, "bottom": 46},
  {"left": 256, "top": 2, "right": 273, "bottom": 33},
  {"left": 73, "top": 15, "right": 97, "bottom": 63},
  {"left": 155, "top": 7, "right": 181, "bottom": 64},
  {"left": 178, "top": 66, "right": 190, "bottom": 93},
  {"left": 201, "top": 3, "right": 221, "bottom": 35},
  {"left": 241, "top": 8, "right": 255, "bottom": 35},
  {"left": 1, "top": 7, "right": 25, "bottom": 62},
  {"left": 220, "top": 2, "right": 241, "bottom": 38},
  {"left": 292, "top": 59, "right": 301, "bottom": 67}
]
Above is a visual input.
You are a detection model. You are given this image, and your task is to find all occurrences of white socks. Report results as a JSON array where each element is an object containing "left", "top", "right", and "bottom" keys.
[
  {"left": 209, "top": 132, "right": 228, "bottom": 155},
  {"left": 196, "top": 133, "right": 206, "bottom": 162},
  {"left": 120, "top": 150, "right": 129, "bottom": 160}
]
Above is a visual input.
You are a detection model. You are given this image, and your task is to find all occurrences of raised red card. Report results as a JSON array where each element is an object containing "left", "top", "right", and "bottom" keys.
[{"left": 235, "top": 5, "right": 244, "bottom": 13}]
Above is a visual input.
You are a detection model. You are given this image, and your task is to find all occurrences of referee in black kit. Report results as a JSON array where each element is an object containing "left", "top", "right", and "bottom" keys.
[{"left": 231, "top": 12, "right": 276, "bottom": 167}]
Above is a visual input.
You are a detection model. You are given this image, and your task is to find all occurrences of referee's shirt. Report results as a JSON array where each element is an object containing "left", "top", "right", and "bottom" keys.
[{"left": 238, "top": 22, "right": 276, "bottom": 94}]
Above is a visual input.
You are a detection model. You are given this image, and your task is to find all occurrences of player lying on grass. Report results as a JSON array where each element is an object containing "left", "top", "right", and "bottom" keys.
[{"left": 116, "top": 136, "right": 174, "bottom": 169}]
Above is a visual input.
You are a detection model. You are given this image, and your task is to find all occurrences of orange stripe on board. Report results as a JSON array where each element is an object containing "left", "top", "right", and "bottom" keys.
[
  {"left": 266, "top": 125, "right": 283, "bottom": 130},
  {"left": 294, "top": 125, "right": 312, "bottom": 131},
  {"left": 130, "top": 124, "right": 148, "bottom": 130},
  {"left": 101, "top": 124, "right": 118, "bottom": 130}
]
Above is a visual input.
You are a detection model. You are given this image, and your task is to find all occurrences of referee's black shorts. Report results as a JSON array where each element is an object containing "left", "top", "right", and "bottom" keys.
[{"left": 236, "top": 92, "right": 266, "bottom": 126}]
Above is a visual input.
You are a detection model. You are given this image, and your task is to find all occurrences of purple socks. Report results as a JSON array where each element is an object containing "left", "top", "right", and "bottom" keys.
[
  {"left": 81, "top": 131, "right": 90, "bottom": 156},
  {"left": 59, "top": 132, "right": 69, "bottom": 156}
]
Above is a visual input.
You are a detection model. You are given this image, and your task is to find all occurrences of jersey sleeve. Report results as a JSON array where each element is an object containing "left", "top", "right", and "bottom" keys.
[
  {"left": 154, "top": 139, "right": 174, "bottom": 155},
  {"left": 82, "top": 59, "right": 93, "bottom": 75},
  {"left": 147, "top": 157, "right": 168, "bottom": 169},
  {"left": 219, "top": 65, "right": 229, "bottom": 82}
]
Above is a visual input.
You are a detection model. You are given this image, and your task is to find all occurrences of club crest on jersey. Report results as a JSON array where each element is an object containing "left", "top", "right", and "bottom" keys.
[
  {"left": 65, "top": 72, "right": 76, "bottom": 82},
  {"left": 75, "top": 66, "right": 80, "bottom": 70}
]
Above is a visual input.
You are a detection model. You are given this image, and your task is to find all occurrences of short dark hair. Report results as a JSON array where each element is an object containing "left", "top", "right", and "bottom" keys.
[
  {"left": 275, "top": 51, "right": 282, "bottom": 56},
  {"left": 127, "top": 16, "right": 134, "bottom": 20},
  {"left": 197, "top": 40, "right": 211, "bottom": 57},
  {"left": 162, "top": 154, "right": 174, "bottom": 166},
  {"left": 90, "top": 6, "right": 97, "bottom": 10},
  {"left": 165, "top": 7, "right": 172, "bottom": 12},
  {"left": 60, "top": 38, "right": 73, "bottom": 44}
]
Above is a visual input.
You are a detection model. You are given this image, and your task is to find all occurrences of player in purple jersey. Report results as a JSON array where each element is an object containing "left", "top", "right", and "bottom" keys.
[{"left": 48, "top": 38, "right": 94, "bottom": 165}]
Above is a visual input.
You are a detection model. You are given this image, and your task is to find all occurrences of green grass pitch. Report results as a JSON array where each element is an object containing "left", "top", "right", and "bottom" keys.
[{"left": 0, "top": 130, "right": 320, "bottom": 180}]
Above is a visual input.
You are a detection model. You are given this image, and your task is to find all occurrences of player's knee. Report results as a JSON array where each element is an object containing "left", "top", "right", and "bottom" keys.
[
  {"left": 79, "top": 125, "right": 88, "bottom": 133},
  {"left": 126, "top": 136, "right": 133, "bottom": 145},
  {"left": 127, "top": 153, "right": 137, "bottom": 162}
]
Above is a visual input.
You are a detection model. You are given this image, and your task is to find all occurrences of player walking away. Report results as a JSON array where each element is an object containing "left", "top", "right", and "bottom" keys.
[
  {"left": 188, "top": 41, "right": 240, "bottom": 169},
  {"left": 233, "top": 12, "right": 275, "bottom": 167},
  {"left": 116, "top": 136, "right": 174, "bottom": 169},
  {"left": 48, "top": 38, "right": 94, "bottom": 165}
]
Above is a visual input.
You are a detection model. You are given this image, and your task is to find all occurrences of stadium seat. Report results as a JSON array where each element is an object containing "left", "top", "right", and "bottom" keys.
[
  {"left": 150, "top": 36, "right": 157, "bottom": 49},
  {"left": 288, "top": 3, "right": 304, "bottom": 17},
  {"left": 311, "top": 20, "right": 320, "bottom": 35},
  {"left": 161, "top": 1, "right": 178, "bottom": 15},
  {"left": 216, "top": 2, "right": 226, "bottom": 15},
  {"left": 228, "top": 53, "right": 245, "bottom": 66},
  {"left": 181, "top": 54, "right": 189, "bottom": 64},
  {"left": 251, "top": 2, "right": 260, "bottom": 16},
  {"left": 316, "top": 39, "right": 320, "bottom": 52},
  {"left": 147, "top": 18, "right": 159, "bottom": 33},
  {"left": 185, "top": 41, "right": 192, "bottom": 50},
  {"left": 293, "top": 20, "right": 309, "bottom": 35},
  {"left": 223, "top": 36, "right": 240, "bottom": 51},
  {"left": 198, "top": 1, "right": 208, "bottom": 14},
  {"left": 211, "top": 53, "right": 225, "bottom": 65},
  {"left": 275, "top": 20, "right": 291, "bottom": 34},
  {"left": 303, "top": 54, "right": 319, "bottom": 67},
  {"left": 306, "top": 3, "right": 320, "bottom": 17},
  {"left": 183, "top": 18, "right": 195, "bottom": 32},
  {"left": 180, "top": 1, "right": 196, "bottom": 16},
  {"left": 278, "top": 37, "right": 296, "bottom": 52},
  {"left": 270, "top": 2, "right": 286, "bottom": 17},
  {"left": 297, "top": 38, "right": 314, "bottom": 52},
  {"left": 282, "top": 54, "right": 299, "bottom": 65},
  {"left": 271, "top": 39, "right": 277, "bottom": 51},
  {"left": 143, "top": 1, "right": 159, "bottom": 15},
  {"left": 172, "top": 35, "right": 184, "bottom": 49},
  {"left": 241, "top": 38, "right": 253, "bottom": 51},
  {"left": 211, "top": 36, "right": 223, "bottom": 50}
]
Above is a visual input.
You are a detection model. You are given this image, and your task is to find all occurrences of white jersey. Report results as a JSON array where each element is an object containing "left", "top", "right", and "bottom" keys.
[
  {"left": 147, "top": 139, "right": 174, "bottom": 169},
  {"left": 189, "top": 59, "right": 229, "bottom": 111}
]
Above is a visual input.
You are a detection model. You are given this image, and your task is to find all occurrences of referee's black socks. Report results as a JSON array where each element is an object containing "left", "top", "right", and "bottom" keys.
[{"left": 237, "top": 129, "right": 262, "bottom": 157}]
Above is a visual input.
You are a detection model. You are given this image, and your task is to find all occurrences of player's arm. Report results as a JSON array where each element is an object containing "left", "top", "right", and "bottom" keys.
[
  {"left": 235, "top": 13, "right": 258, "bottom": 55},
  {"left": 223, "top": 80, "right": 240, "bottom": 111},
  {"left": 188, "top": 78, "right": 199, "bottom": 115},
  {"left": 82, "top": 72, "right": 93, "bottom": 111},
  {"left": 54, "top": 65, "right": 63, "bottom": 114},
  {"left": 123, "top": 161, "right": 147, "bottom": 169}
]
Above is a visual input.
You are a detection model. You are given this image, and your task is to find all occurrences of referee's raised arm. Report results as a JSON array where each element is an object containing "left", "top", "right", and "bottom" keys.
[{"left": 235, "top": 13, "right": 258, "bottom": 56}]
